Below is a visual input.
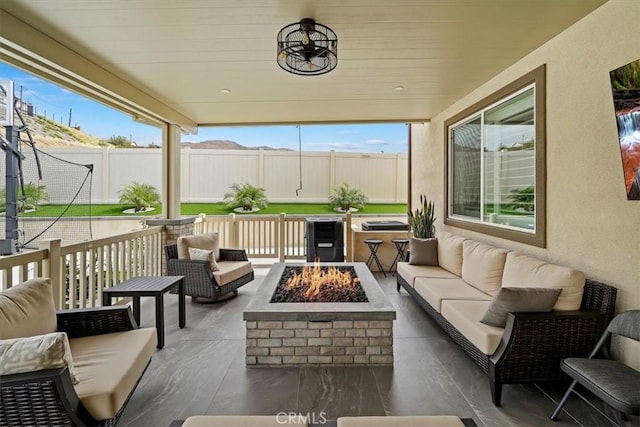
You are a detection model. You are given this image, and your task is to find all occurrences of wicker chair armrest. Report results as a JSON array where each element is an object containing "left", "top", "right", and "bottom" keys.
[
  {"left": 490, "top": 310, "right": 606, "bottom": 380},
  {"left": 167, "top": 258, "right": 214, "bottom": 285},
  {"left": 56, "top": 306, "right": 138, "bottom": 338},
  {"left": 220, "top": 248, "right": 249, "bottom": 261},
  {"left": 1, "top": 367, "right": 86, "bottom": 426}
]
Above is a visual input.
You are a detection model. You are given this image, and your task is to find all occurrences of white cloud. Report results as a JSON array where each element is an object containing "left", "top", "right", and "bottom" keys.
[
  {"left": 308, "top": 141, "right": 362, "bottom": 151},
  {"left": 366, "top": 139, "right": 387, "bottom": 145}
]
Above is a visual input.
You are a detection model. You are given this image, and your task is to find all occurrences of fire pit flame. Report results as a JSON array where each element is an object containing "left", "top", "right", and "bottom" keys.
[
  {"left": 270, "top": 263, "right": 368, "bottom": 303},
  {"left": 285, "top": 263, "right": 360, "bottom": 299}
]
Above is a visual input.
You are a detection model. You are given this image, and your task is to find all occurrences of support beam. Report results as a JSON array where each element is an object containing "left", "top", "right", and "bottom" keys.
[{"left": 162, "top": 124, "right": 181, "bottom": 219}]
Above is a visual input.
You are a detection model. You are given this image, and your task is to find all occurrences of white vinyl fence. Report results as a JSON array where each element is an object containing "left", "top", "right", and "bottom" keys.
[{"left": 22, "top": 148, "right": 408, "bottom": 204}]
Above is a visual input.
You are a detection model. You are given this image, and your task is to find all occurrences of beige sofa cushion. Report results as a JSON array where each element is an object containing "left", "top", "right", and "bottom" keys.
[
  {"left": 502, "top": 252, "right": 585, "bottom": 310},
  {"left": 441, "top": 300, "right": 504, "bottom": 355},
  {"left": 415, "top": 277, "right": 492, "bottom": 313},
  {"left": 338, "top": 416, "right": 467, "bottom": 427},
  {"left": 437, "top": 232, "right": 466, "bottom": 276},
  {"left": 0, "top": 332, "right": 78, "bottom": 384},
  {"left": 214, "top": 260, "right": 253, "bottom": 286},
  {"left": 0, "top": 278, "right": 57, "bottom": 340},
  {"left": 461, "top": 240, "right": 508, "bottom": 295},
  {"left": 183, "top": 416, "right": 308, "bottom": 427},
  {"left": 397, "top": 262, "right": 459, "bottom": 287},
  {"left": 70, "top": 328, "right": 156, "bottom": 421},
  {"left": 178, "top": 232, "right": 220, "bottom": 261}
]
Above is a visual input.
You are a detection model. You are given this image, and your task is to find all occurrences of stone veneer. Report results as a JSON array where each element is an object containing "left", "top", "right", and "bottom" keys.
[
  {"left": 244, "top": 262, "right": 396, "bottom": 366},
  {"left": 246, "top": 319, "right": 393, "bottom": 365}
]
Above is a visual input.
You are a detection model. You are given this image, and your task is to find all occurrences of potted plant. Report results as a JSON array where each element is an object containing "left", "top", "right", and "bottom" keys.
[
  {"left": 0, "top": 182, "right": 50, "bottom": 213},
  {"left": 328, "top": 183, "right": 368, "bottom": 213},
  {"left": 117, "top": 181, "right": 160, "bottom": 213},
  {"left": 408, "top": 194, "right": 436, "bottom": 239},
  {"left": 406, "top": 194, "right": 439, "bottom": 265},
  {"left": 224, "top": 182, "right": 268, "bottom": 213}
]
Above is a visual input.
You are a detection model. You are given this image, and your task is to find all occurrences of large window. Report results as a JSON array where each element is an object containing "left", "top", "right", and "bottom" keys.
[{"left": 445, "top": 66, "right": 546, "bottom": 247}]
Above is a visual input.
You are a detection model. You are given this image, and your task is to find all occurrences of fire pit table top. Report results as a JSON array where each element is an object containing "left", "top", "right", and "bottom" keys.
[{"left": 243, "top": 262, "right": 396, "bottom": 321}]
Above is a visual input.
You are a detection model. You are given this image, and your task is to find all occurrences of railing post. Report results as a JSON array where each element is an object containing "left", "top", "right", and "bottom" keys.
[
  {"left": 345, "top": 212, "right": 352, "bottom": 262},
  {"left": 230, "top": 213, "right": 239, "bottom": 248},
  {"left": 39, "top": 238, "right": 64, "bottom": 310},
  {"left": 279, "top": 213, "right": 286, "bottom": 262}
]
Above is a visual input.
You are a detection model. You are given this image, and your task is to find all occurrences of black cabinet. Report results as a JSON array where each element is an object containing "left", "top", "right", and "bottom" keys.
[{"left": 306, "top": 217, "right": 344, "bottom": 262}]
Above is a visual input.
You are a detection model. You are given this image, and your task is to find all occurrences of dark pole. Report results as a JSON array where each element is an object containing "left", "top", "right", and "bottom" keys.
[{"left": 1, "top": 125, "right": 19, "bottom": 254}]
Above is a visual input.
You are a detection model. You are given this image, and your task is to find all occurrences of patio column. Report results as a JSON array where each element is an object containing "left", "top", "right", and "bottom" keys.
[{"left": 162, "top": 123, "right": 181, "bottom": 219}]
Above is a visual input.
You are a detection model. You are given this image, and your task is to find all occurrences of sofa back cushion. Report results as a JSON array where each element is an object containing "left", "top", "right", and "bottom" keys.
[
  {"left": 501, "top": 252, "right": 585, "bottom": 310},
  {"left": 0, "top": 278, "right": 57, "bottom": 340},
  {"left": 436, "top": 232, "right": 466, "bottom": 276},
  {"left": 178, "top": 232, "right": 220, "bottom": 261},
  {"left": 461, "top": 240, "right": 508, "bottom": 295}
]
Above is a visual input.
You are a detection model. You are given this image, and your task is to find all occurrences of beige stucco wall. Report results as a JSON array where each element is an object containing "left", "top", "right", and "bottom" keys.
[{"left": 411, "top": 0, "right": 640, "bottom": 368}]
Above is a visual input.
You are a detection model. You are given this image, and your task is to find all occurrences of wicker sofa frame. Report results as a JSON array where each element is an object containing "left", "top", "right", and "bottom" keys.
[
  {"left": 0, "top": 306, "right": 149, "bottom": 427},
  {"left": 397, "top": 275, "right": 617, "bottom": 406},
  {"left": 165, "top": 244, "right": 254, "bottom": 301}
]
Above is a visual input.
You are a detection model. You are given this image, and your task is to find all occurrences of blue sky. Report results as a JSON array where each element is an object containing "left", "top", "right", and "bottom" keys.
[{"left": 0, "top": 63, "right": 408, "bottom": 153}]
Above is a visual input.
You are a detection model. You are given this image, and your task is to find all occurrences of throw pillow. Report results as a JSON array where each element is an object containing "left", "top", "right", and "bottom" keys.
[
  {"left": 480, "top": 287, "right": 563, "bottom": 328},
  {"left": 188, "top": 247, "right": 220, "bottom": 272},
  {"left": 408, "top": 237, "right": 438, "bottom": 266},
  {"left": 0, "top": 332, "right": 79, "bottom": 385}
]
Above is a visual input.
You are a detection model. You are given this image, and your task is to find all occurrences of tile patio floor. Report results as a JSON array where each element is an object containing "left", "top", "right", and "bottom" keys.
[{"left": 118, "top": 266, "right": 623, "bottom": 427}]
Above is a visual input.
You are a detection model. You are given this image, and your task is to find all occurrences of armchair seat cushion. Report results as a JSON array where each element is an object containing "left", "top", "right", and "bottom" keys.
[
  {"left": 70, "top": 327, "right": 157, "bottom": 421},
  {"left": 0, "top": 278, "right": 57, "bottom": 339},
  {"left": 214, "top": 261, "right": 253, "bottom": 286}
]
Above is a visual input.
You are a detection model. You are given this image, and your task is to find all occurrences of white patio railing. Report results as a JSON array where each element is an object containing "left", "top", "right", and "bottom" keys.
[
  {"left": 195, "top": 213, "right": 353, "bottom": 261},
  {"left": 0, "top": 212, "right": 402, "bottom": 310},
  {"left": 0, "top": 226, "right": 163, "bottom": 310}
]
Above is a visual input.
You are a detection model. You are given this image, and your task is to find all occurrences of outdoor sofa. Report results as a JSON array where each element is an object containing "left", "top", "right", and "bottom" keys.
[
  {"left": 0, "top": 278, "right": 156, "bottom": 426},
  {"left": 396, "top": 231, "right": 617, "bottom": 406}
]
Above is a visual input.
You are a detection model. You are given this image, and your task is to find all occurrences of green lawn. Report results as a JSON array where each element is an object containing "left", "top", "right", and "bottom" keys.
[{"left": 18, "top": 203, "right": 407, "bottom": 217}]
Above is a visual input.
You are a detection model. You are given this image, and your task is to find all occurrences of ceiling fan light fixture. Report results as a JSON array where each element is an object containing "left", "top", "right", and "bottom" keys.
[{"left": 277, "top": 18, "right": 338, "bottom": 76}]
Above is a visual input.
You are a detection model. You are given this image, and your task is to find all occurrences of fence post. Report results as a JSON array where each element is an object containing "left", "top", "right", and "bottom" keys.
[
  {"left": 39, "top": 238, "right": 64, "bottom": 309},
  {"left": 279, "top": 213, "right": 286, "bottom": 262}
]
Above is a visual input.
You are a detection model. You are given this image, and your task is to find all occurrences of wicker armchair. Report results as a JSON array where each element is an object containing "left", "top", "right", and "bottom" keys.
[
  {"left": 1, "top": 305, "right": 151, "bottom": 427},
  {"left": 165, "top": 243, "right": 254, "bottom": 302}
]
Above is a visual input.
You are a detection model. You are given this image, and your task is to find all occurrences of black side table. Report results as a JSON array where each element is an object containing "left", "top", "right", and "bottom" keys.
[
  {"left": 364, "top": 239, "right": 386, "bottom": 277},
  {"left": 103, "top": 276, "right": 185, "bottom": 349},
  {"left": 390, "top": 238, "right": 410, "bottom": 274}
]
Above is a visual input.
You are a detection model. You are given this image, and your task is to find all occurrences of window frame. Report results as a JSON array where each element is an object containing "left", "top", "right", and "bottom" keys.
[{"left": 444, "top": 65, "right": 546, "bottom": 247}]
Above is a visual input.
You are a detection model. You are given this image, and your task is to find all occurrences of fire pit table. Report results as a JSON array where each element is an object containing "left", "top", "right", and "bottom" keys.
[{"left": 243, "top": 262, "right": 396, "bottom": 366}]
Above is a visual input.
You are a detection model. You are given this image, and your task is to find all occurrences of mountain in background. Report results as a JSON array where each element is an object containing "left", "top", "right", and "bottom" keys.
[
  {"left": 17, "top": 114, "right": 288, "bottom": 151},
  {"left": 181, "top": 140, "right": 291, "bottom": 151}
]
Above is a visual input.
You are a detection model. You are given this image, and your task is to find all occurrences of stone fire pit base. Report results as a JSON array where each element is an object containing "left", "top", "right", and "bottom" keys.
[
  {"left": 243, "top": 262, "right": 396, "bottom": 367},
  {"left": 246, "top": 319, "right": 393, "bottom": 366}
]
